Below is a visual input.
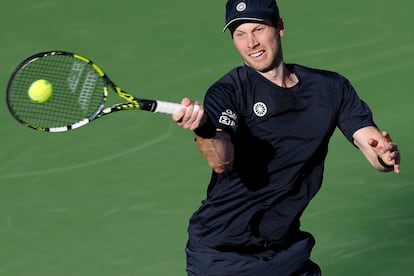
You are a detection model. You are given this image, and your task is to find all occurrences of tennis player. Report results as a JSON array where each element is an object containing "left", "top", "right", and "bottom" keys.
[{"left": 173, "top": 0, "right": 401, "bottom": 275}]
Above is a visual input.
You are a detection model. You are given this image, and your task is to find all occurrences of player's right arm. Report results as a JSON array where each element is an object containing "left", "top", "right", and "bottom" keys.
[
  {"left": 173, "top": 98, "right": 234, "bottom": 173},
  {"left": 194, "top": 130, "right": 234, "bottom": 174}
]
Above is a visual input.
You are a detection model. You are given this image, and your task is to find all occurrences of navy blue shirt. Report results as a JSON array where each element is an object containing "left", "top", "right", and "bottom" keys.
[{"left": 188, "top": 64, "right": 375, "bottom": 251}]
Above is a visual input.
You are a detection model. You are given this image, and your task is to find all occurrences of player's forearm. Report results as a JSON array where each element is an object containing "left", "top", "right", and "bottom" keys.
[{"left": 195, "top": 131, "right": 234, "bottom": 174}]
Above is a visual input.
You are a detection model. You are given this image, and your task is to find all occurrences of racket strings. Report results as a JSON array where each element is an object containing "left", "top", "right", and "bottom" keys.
[{"left": 7, "top": 54, "right": 105, "bottom": 129}]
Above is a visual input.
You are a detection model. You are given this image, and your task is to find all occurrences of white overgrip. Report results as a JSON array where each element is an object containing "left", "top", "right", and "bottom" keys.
[{"left": 154, "top": 100, "right": 183, "bottom": 114}]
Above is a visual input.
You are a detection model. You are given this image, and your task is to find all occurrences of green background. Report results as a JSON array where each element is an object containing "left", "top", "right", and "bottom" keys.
[{"left": 0, "top": 0, "right": 412, "bottom": 275}]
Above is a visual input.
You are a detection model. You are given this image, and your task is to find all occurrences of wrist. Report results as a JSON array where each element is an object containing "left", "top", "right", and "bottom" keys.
[
  {"left": 194, "top": 116, "right": 216, "bottom": 139},
  {"left": 377, "top": 155, "right": 393, "bottom": 169}
]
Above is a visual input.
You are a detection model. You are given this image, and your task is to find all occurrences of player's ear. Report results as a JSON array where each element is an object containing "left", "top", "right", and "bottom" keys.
[{"left": 277, "top": 18, "right": 285, "bottom": 36}]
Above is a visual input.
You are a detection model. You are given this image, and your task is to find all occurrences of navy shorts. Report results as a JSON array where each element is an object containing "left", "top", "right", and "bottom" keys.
[{"left": 186, "top": 232, "right": 321, "bottom": 276}]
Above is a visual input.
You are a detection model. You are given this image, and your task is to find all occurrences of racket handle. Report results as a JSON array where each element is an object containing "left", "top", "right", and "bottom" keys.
[{"left": 154, "top": 100, "right": 183, "bottom": 114}]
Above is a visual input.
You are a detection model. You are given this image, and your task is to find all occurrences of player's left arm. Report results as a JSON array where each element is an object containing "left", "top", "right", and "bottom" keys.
[{"left": 353, "top": 126, "right": 400, "bottom": 173}]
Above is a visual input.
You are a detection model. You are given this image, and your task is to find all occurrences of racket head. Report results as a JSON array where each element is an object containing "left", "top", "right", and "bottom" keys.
[{"left": 6, "top": 51, "right": 108, "bottom": 132}]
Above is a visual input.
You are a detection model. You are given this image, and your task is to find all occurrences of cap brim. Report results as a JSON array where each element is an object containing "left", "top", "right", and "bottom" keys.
[{"left": 222, "top": 17, "right": 266, "bottom": 32}]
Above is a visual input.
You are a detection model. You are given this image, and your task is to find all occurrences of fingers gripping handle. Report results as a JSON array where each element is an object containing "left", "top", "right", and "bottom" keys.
[{"left": 154, "top": 100, "right": 183, "bottom": 115}]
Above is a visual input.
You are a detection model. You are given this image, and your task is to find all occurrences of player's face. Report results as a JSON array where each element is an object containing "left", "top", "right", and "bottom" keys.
[{"left": 232, "top": 20, "right": 284, "bottom": 73}]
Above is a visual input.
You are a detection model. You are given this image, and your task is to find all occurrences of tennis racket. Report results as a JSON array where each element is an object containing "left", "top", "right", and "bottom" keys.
[{"left": 6, "top": 51, "right": 182, "bottom": 132}]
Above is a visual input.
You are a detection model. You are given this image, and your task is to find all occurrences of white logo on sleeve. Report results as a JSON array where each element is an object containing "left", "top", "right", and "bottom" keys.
[
  {"left": 253, "top": 102, "right": 267, "bottom": 117},
  {"left": 218, "top": 109, "right": 237, "bottom": 127}
]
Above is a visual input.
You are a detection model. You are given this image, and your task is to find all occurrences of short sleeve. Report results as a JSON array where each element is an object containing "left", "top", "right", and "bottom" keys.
[
  {"left": 337, "top": 78, "right": 376, "bottom": 143},
  {"left": 203, "top": 75, "right": 242, "bottom": 136}
]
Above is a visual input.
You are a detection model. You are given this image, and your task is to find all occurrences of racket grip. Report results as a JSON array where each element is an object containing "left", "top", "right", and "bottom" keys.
[{"left": 154, "top": 100, "right": 183, "bottom": 114}]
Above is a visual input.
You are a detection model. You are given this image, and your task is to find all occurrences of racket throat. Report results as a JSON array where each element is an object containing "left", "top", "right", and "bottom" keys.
[{"left": 116, "top": 89, "right": 156, "bottom": 112}]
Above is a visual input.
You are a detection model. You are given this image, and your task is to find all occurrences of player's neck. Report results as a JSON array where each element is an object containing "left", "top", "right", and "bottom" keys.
[{"left": 259, "top": 63, "right": 298, "bottom": 88}]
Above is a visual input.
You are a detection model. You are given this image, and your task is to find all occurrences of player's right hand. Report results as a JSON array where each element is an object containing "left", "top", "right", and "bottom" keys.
[{"left": 172, "top": 98, "right": 207, "bottom": 130}]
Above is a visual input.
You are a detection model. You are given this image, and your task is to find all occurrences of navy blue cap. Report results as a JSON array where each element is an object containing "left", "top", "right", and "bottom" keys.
[{"left": 223, "top": 0, "right": 280, "bottom": 32}]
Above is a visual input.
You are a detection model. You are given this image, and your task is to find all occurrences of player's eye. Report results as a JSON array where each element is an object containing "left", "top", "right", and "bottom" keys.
[
  {"left": 255, "top": 26, "right": 265, "bottom": 33},
  {"left": 234, "top": 32, "right": 246, "bottom": 38}
]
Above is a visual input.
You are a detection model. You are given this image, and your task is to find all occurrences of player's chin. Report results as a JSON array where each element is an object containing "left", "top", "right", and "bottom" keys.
[{"left": 246, "top": 61, "right": 274, "bottom": 73}]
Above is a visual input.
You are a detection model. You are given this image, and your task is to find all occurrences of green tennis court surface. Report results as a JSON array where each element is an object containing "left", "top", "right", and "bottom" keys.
[{"left": 0, "top": 0, "right": 412, "bottom": 275}]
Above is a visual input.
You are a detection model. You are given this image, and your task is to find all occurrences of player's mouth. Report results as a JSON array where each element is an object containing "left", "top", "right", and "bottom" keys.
[{"left": 249, "top": 50, "right": 265, "bottom": 58}]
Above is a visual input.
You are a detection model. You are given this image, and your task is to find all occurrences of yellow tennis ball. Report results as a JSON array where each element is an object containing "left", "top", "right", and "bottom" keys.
[{"left": 28, "top": 79, "right": 53, "bottom": 103}]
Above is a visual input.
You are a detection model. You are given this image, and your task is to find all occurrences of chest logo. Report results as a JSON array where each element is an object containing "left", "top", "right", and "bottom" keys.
[{"left": 253, "top": 102, "right": 267, "bottom": 117}]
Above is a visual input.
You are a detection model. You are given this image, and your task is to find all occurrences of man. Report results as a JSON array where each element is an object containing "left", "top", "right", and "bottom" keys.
[{"left": 173, "top": 0, "right": 401, "bottom": 275}]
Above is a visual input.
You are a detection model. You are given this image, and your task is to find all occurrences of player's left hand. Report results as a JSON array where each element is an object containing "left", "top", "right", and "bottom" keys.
[{"left": 368, "top": 131, "right": 400, "bottom": 173}]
